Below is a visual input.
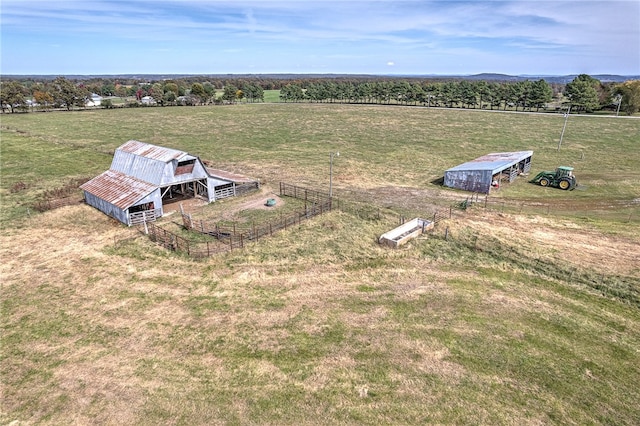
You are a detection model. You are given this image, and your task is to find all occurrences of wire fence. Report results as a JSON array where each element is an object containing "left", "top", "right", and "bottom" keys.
[
  {"left": 137, "top": 182, "right": 469, "bottom": 259},
  {"left": 427, "top": 225, "right": 640, "bottom": 308},
  {"left": 475, "top": 193, "right": 638, "bottom": 223}
]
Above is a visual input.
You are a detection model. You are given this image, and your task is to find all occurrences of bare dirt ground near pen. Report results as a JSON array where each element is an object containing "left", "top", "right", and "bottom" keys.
[{"left": 162, "top": 185, "right": 286, "bottom": 222}]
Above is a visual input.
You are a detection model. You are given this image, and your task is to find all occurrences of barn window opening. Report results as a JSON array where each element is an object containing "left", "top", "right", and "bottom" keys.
[{"left": 175, "top": 159, "right": 196, "bottom": 175}]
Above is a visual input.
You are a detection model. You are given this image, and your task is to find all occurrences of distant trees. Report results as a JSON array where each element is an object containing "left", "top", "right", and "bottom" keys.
[
  {"left": 1, "top": 74, "right": 636, "bottom": 115},
  {"left": 190, "top": 83, "right": 206, "bottom": 104},
  {"left": 51, "top": 77, "right": 87, "bottom": 110},
  {"left": 615, "top": 80, "right": 640, "bottom": 115},
  {"left": 564, "top": 74, "right": 600, "bottom": 112},
  {"left": 276, "top": 79, "right": 556, "bottom": 111},
  {"left": 242, "top": 83, "right": 264, "bottom": 102},
  {"left": 150, "top": 83, "right": 164, "bottom": 105},
  {"left": 222, "top": 84, "right": 239, "bottom": 103},
  {"left": 33, "top": 90, "right": 54, "bottom": 111},
  {"left": 0, "top": 81, "right": 28, "bottom": 113},
  {"left": 280, "top": 84, "right": 304, "bottom": 102}
]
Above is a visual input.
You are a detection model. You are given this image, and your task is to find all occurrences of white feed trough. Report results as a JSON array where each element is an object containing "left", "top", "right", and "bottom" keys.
[{"left": 378, "top": 218, "right": 434, "bottom": 248}]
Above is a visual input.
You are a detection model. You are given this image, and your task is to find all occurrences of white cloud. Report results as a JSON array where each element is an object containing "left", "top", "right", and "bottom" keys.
[{"left": 1, "top": 0, "right": 638, "bottom": 74}]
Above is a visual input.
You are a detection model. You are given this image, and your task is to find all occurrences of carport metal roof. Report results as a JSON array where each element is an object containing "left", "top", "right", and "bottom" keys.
[{"left": 446, "top": 151, "right": 533, "bottom": 175}]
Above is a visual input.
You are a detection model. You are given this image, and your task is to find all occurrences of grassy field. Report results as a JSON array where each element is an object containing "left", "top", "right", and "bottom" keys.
[{"left": 1, "top": 104, "right": 640, "bottom": 425}]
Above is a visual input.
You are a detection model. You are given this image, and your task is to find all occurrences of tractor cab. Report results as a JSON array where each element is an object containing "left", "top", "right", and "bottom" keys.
[{"left": 555, "top": 166, "right": 574, "bottom": 179}]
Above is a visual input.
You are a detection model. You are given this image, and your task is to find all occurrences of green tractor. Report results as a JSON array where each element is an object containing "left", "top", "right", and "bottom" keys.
[{"left": 529, "top": 166, "right": 577, "bottom": 190}]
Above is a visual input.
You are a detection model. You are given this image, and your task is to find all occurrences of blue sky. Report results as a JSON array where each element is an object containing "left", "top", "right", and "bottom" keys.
[{"left": 1, "top": 0, "right": 638, "bottom": 76}]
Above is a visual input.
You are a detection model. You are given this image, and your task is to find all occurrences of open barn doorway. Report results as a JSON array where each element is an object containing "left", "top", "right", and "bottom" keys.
[{"left": 161, "top": 179, "right": 209, "bottom": 207}]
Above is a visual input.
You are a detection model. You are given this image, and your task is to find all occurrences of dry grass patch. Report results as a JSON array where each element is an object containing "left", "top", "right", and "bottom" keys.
[{"left": 2, "top": 105, "right": 640, "bottom": 424}]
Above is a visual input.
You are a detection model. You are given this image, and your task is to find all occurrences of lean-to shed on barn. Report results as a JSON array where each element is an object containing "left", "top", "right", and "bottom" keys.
[
  {"left": 444, "top": 151, "right": 533, "bottom": 194},
  {"left": 81, "top": 140, "right": 237, "bottom": 225}
]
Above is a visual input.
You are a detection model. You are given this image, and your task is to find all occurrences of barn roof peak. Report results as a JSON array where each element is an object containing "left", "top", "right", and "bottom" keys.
[{"left": 118, "top": 140, "right": 188, "bottom": 163}]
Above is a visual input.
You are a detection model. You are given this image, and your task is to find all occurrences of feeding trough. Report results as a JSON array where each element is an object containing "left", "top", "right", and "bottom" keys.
[
  {"left": 378, "top": 218, "right": 433, "bottom": 248},
  {"left": 265, "top": 198, "right": 277, "bottom": 207}
]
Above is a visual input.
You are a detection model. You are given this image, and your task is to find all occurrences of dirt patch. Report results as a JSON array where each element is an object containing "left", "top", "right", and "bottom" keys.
[
  {"left": 161, "top": 185, "right": 285, "bottom": 219},
  {"left": 231, "top": 190, "right": 284, "bottom": 212},
  {"left": 162, "top": 196, "right": 208, "bottom": 214},
  {"left": 211, "top": 186, "right": 286, "bottom": 220}
]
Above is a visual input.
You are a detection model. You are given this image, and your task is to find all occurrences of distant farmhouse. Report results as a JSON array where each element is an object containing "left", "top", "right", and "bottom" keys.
[
  {"left": 81, "top": 140, "right": 257, "bottom": 225},
  {"left": 86, "top": 93, "right": 103, "bottom": 107},
  {"left": 444, "top": 151, "right": 533, "bottom": 193}
]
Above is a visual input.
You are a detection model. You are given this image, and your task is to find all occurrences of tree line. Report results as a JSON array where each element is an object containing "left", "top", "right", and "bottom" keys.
[
  {"left": 0, "top": 77, "right": 265, "bottom": 112},
  {"left": 281, "top": 75, "right": 639, "bottom": 114},
  {"left": 1, "top": 74, "right": 639, "bottom": 115}
]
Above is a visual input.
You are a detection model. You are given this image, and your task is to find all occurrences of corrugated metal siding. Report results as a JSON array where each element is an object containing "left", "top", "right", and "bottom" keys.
[
  {"left": 84, "top": 192, "right": 129, "bottom": 224},
  {"left": 111, "top": 142, "right": 212, "bottom": 186},
  {"left": 444, "top": 170, "right": 492, "bottom": 193},
  {"left": 110, "top": 148, "right": 168, "bottom": 185},
  {"left": 81, "top": 170, "right": 157, "bottom": 209},
  {"left": 167, "top": 158, "right": 211, "bottom": 185},
  {"left": 444, "top": 151, "right": 533, "bottom": 193}
]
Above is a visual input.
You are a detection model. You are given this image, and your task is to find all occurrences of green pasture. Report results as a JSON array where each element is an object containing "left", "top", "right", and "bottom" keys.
[
  {"left": 1, "top": 103, "right": 639, "bottom": 225},
  {"left": 1, "top": 104, "right": 640, "bottom": 424}
]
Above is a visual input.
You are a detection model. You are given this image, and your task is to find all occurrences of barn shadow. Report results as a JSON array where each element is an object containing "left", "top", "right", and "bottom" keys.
[{"left": 430, "top": 176, "right": 445, "bottom": 186}]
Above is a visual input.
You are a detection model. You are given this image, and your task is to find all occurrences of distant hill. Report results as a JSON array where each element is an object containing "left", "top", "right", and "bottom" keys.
[{"left": 3, "top": 73, "right": 638, "bottom": 83}]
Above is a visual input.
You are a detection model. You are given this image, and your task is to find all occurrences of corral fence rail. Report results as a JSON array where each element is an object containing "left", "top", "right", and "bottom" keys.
[
  {"left": 146, "top": 221, "right": 231, "bottom": 259},
  {"left": 182, "top": 182, "right": 334, "bottom": 249},
  {"left": 141, "top": 182, "right": 476, "bottom": 259},
  {"left": 33, "top": 196, "right": 84, "bottom": 212}
]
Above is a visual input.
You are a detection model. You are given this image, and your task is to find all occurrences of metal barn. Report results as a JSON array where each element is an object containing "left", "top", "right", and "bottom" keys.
[
  {"left": 444, "top": 151, "right": 533, "bottom": 193},
  {"left": 81, "top": 140, "right": 236, "bottom": 225}
]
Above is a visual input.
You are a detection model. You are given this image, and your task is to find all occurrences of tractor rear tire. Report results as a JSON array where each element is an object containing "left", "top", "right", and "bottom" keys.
[
  {"left": 539, "top": 177, "right": 550, "bottom": 187},
  {"left": 558, "top": 178, "right": 571, "bottom": 190}
]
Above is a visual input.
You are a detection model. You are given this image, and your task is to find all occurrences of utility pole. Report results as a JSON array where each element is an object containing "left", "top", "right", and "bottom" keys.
[
  {"left": 329, "top": 151, "right": 339, "bottom": 197},
  {"left": 557, "top": 104, "right": 571, "bottom": 151},
  {"left": 615, "top": 94, "right": 622, "bottom": 117}
]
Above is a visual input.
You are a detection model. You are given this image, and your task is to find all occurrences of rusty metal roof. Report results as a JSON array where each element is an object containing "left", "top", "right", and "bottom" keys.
[
  {"left": 119, "top": 140, "right": 187, "bottom": 162},
  {"left": 80, "top": 169, "right": 156, "bottom": 209},
  {"left": 206, "top": 167, "right": 257, "bottom": 183},
  {"left": 446, "top": 151, "right": 533, "bottom": 174}
]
